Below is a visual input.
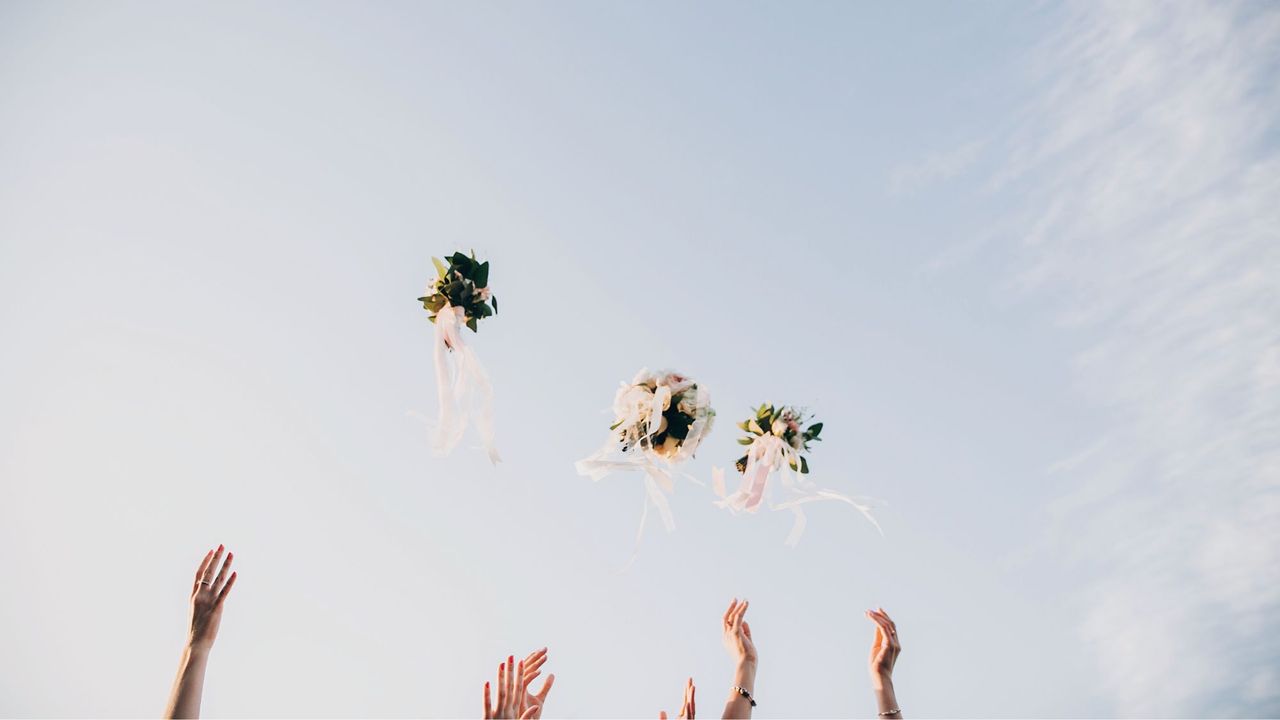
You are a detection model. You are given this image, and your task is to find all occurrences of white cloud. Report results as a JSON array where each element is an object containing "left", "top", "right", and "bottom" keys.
[
  {"left": 995, "top": 2, "right": 1280, "bottom": 715},
  {"left": 888, "top": 139, "right": 986, "bottom": 196}
]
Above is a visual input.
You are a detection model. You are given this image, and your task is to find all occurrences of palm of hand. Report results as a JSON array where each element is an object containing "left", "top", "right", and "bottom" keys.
[
  {"left": 189, "top": 591, "right": 225, "bottom": 646},
  {"left": 188, "top": 545, "right": 236, "bottom": 648}
]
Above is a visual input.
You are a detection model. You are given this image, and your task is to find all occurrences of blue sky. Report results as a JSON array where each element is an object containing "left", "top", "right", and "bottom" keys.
[{"left": 1, "top": 2, "right": 1276, "bottom": 717}]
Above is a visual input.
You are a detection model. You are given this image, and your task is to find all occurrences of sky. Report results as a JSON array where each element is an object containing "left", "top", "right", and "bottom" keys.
[{"left": 0, "top": 1, "right": 1277, "bottom": 717}]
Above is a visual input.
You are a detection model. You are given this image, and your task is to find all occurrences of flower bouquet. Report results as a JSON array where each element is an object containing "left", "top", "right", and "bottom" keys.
[
  {"left": 576, "top": 368, "right": 715, "bottom": 533},
  {"left": 713, "top": 404, "right": 880, "bottom": 545},
  {"left": 418, "top": 251, "right": 499, "bottom": 462}
]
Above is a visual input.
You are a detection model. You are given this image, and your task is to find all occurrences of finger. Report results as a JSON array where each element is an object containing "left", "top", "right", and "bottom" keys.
[
  {"left": 660, "top": 712, "right": 668, "bottom": 720},
  {"left": 520, "top": 706, "right": 539, "bottom": 720},
  {"left": 215, "top": 572, "right": 237, "bottom": 604},
  {"left": 484, "top": 681, "right": 493, "bottom": 719},
  {"left": 506, "top": 656, "right": 516, "bottom": 708},
  {"left": 202, "top": 544, "right": 224, "bottom": 584},
  {"left": 690, "top": 678, "right": 696, "bottom": 718},
  {"left": 733, "top": 599, "right": 749, "bottom": 628},
  {"left": 536, "top": 673, "right": 555, "bottom": 703},
  {"left": 874, "top": 608, "right": 900, "bottom": 649},
  {"left": 722, "top": 598, "right": 738, "bottom": 627},
  {"left": 497, "top": 663, "right": 507, "bottom": 712},
  {"left": 212, "top": 552, "right": 234, "bottom": 594},
  {"left": 516, "top": 660, "right": 528, "bottom": 715},
  {"left": 870, "top": 615, "right": 894, "bottom": 656},
  {"left": 523, "top": 651, "right": 548, "bottom": 678},
  {"left": 742, "top": 620, "right": 752, "bottom": 639},
  {"left": 193, "top": 549, "right": 215, "bottom": 590}
]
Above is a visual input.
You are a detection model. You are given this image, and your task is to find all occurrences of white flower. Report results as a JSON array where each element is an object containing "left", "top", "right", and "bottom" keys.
[
  {"left": 476, "top": 286, "right": 492, "bottom": 301},
  {"left": 661, "top": 372, "right": 695, "bottom": 395},
  {"left": 789, "top": 433, "right": 805, "bottom": 451},
  {"left": 632, "top": 368, "right": 658, "bottom": 388},
  {"left": 653, "top": 385, "right": 673, "bottom": 412},
  {"left": 613, "top": 384, "right": 655, "bottom": 425},
  {"left": 771, "top": 419, "right": 787, "bottom": 436}
]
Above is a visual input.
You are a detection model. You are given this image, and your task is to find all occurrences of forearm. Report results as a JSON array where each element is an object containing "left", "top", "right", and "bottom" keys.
[
  {"left": 164, "top": 643, "right": 211, "bottom": 719},
  {"left": 721, "top": 661, "right": 757, "bottom": 720},
  {"left": 872, "top": 677, "right": 901, "bottom": 719}
]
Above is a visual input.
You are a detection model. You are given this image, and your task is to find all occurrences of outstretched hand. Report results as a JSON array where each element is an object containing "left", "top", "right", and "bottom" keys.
[
  {"left": 483, "top": 655, "right": 540, "bottom": 720},
  {"left": 721, "top": 599, "right": 756, "bottom": 667},
  {"left": 165, "top": 545, "right": 238, "bottom": 719},
  {"left": 189, "top": 545, "right": 237, "bottom": 650},
  {"left": 520, "top": 648, "right": 556, "bottom": 720},
  {"left": 659, "top": 677, "right": 695, "bottom": 719},
  {"left": 865, "top": 608, "right": 901, "bottom": 687}
]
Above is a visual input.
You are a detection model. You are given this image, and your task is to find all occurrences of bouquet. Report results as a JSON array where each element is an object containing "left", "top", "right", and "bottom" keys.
[
  {"left": 577, "top": 368, "right": 715, "bottom": 534},
  {"left": 418, "top": 251, "right": 499, "bottom": 462},
  {"left": 714, "top": 404, "right": 880, "bottom": 545}
]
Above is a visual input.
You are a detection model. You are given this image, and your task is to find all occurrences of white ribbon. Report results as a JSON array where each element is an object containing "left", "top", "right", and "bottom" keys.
[
  {"left": 713, "top": 435, "right": 882, "bottom": 546},
  {"left": 575, "top": 447, "right": 677, "bottom": 535},
  {"left": 431, "top": 304, "right": 499, "bottom": 463}
]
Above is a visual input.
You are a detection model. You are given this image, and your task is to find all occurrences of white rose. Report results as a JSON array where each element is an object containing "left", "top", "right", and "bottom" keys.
[
  {"left": 613, "top": 384, "right": 654, "bottom": 422},
  {"left": 662, "top": 372, "right": 695, "bottom": 395},
  {"left": 632, "top": 368, "right": 657, "bottom": 388},
  {"left": 653, "top": 385, "right": 673, "bottom": 412}
]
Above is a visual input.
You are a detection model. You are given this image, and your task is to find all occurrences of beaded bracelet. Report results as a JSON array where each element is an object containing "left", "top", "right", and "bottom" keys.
[
  {"left": 732, "top": 686, "right": 757, "bottom": 707},
  {"left": 878, "top": 708, "right": 901, "bottom": 717}
]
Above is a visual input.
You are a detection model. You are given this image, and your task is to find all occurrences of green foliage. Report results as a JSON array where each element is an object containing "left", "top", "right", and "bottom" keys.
[
  {"left": 417, "top": 250, "right": 498, "bottom": 334},
  {"left": 733, "top": 403, "right": 822, "bottom": 474}
]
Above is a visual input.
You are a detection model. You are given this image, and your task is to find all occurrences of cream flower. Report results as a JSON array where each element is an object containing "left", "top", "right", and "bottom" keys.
[{"left": 662, "top": 372, "right": 695, "bottom": 395}]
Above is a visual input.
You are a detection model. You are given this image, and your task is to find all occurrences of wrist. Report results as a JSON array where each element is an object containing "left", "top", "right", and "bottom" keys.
[
  {"left": 873, "top": 681, "right": 899, "bottom": 712},
  {"left": 871, "top": 673, "right": 894, "bottom": 692},
  {"left": 733, "top": 660, "right": 757, "bottom": 691}
]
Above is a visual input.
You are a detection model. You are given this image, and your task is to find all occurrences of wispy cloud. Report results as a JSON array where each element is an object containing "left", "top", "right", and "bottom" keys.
[
  {"left": 998, "top": 2, "right": 1280, "bottom": 715},
  {"left": 888, "top": 140, "right": 985, "bottom": 196}
]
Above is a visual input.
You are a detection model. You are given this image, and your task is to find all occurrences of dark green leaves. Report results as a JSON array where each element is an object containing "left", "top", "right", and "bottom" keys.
[
  {"left": 733, "top": 404, "right": 822, "bottom": 474},
  {"left": 417, "top": 251, "right": 498, "bottom": 333}
]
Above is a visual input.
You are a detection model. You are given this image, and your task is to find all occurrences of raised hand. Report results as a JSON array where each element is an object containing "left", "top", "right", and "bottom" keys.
[
  {"left": 189, "top": 545, "right": 237, "bottom": 649},
  {"left": 483, "top": 654, "right": 539, "bottom": 720},
  {"left": 660, "top": 677, "right": 696, "bottom": 719},
  {"left": 865, "top": 608, "right": 902, "bottom": 719},
  {"left": 720, "top": 599, "right": 757, "bottom": 720},
  {"left": 519, "top": 648, "right": 556, "bottom": 720},
  {"left": 164, "top": 545, "right": 238, "bottom": 719},
  {"left": 721, "top": 599, "right": 756, "bottom": 666}
]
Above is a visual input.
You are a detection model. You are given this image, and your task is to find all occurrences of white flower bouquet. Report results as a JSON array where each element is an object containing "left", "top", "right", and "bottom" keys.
[
  {"left": 418, "top": 251, "right": 499, "bottom": 463},
  {"left": 714, "top": 403, "right": 880, "bottom": 546},
  {"left": 577, "top": 368, "right": 716, "bottom": 534}
]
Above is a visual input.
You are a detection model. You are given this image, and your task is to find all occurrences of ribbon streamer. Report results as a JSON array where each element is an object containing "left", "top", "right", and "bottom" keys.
[
  {"left": 432, "top": 305, "right": 500, "bottom": 463},
  {"left": 575, "top": 447, "right": 677, "bottom": 535},
  {"left": 713, "top": 435, "right": 881, "bottom": 546}
]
